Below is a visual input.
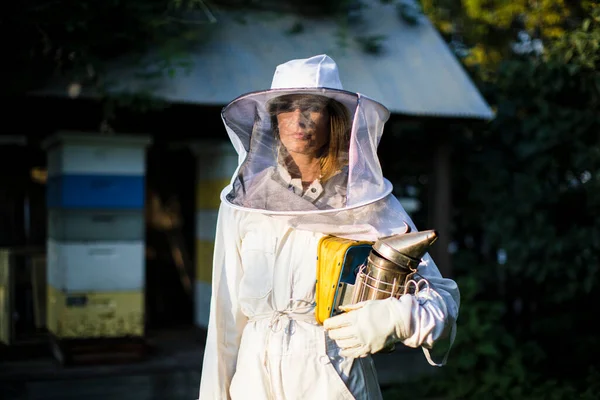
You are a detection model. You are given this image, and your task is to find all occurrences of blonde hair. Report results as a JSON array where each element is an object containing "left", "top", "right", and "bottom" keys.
[{"left": 268, "top": 94, "right": 351, "bottom": 183}]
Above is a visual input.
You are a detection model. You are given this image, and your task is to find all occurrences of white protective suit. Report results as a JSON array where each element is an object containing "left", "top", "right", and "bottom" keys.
[{"left": 198, "top": 55, "right": 460, "bottom": 400}]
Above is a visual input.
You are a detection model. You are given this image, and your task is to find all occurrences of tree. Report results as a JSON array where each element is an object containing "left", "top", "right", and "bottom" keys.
[
  {"left": 1, "top": 0, "right": 226, "bottom": 133},
  {"left": 4, "top": 1, "right": 218, "bottom": 95},
  {"left": 420, "top": 0, "right": 593, "bottom": 74},
  {"left": 394, "top": 6, "right": 600, "bottom": 399}
]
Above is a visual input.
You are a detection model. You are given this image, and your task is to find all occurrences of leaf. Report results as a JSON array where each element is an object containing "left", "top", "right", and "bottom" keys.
[
  {"left": 476, "top": 342, "right": 500, "bottom": 357},
  {"left": 286, "top": 21, "right": 304, "bottom": 35},
  {"left": 583, "top": 18, "right": 591, "bottom": 32}
]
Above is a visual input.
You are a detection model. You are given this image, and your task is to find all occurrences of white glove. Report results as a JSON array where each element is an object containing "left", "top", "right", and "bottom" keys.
[{"left": 323, "top": 296, "right": 413, "bottom": 359}]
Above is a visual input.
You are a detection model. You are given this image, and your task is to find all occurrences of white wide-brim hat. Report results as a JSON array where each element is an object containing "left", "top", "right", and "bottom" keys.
[
  {"left": 220, "top": 54, "right": 394, "bottom": 216},
  {"left": 221, "top": 54, "right": 390, "bottom": 141}
]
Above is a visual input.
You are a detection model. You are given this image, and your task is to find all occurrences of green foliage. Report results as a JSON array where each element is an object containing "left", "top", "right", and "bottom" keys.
[
  {"left": 355, "top": 35, "right": 387, "bottom": 54},
  {"left": 551, "top": 7, "right": 600, "bottom": 70},
  {"left": 3, "top": 0, "right": 209, "bottom": 93},
  {"left": 211, "top": 0, "right": 359, "bottom": 16},
  {"left": 396, "top": 0, "right": 423, "bottom": 25},
  {"left": 2, "top": 0, "right": 211, "bottom": 130},
  {"left": 384, "top": 270, "right": 600, "bottom": 399},
  {"left": 2, "top": 0, "right": 420, "bottom": 129},
  {"left": 419, "top": 0, "right": 591, "bottom": 71},
  {"left": 216, "top": 0, "right": 424, "bottom": 55},
  {"left": 286, "top": 21, "right": 305, "bottom": 35},
  {"left": 465, "top": 7, "right": 600, "bottom": 305},
  {"left": 383, "top": 6, "right": 600, "bottom": 399},
  {"left": 448, "top": 7, "right": 596, "bottom": 399}
]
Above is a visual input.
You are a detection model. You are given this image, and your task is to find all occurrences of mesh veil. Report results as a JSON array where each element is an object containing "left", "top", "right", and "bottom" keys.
[{"left": 220, "top": 87, "right": 415, "bottom": 242}]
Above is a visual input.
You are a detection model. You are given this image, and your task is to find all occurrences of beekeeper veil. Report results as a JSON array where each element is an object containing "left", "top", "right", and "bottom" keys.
[{"left": 220, "top": 54, "right": 414, "bottom": 241}]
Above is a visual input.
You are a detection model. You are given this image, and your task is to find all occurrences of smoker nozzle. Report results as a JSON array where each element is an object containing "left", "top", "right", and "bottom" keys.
[{"left": 371, "top": 230, "right": 438, "bottom": 270}]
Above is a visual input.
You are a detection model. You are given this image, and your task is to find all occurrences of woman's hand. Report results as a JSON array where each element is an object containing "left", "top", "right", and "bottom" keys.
[{"left": 323, "top": 296, "right": 412, "bottom": 358}]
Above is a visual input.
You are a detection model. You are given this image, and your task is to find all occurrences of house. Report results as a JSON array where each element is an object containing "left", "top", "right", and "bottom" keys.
[{"left": 2, "top": 0, "right": 492, "bottom": 356}]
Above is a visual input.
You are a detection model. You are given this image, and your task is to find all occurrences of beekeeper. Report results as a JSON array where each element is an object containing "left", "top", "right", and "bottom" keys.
[{"left": 198, "top": 54, "right": 460, "bottom": 400}]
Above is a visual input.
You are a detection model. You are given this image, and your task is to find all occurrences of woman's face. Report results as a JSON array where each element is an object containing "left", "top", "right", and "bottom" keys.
[{"left": 277, "top": 108, "right": 330, "bottom": 157}]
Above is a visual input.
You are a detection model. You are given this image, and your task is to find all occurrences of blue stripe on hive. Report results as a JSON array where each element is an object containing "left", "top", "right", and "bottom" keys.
[{"left": 47, "top": 174, "right": 145, "bottom": 209}]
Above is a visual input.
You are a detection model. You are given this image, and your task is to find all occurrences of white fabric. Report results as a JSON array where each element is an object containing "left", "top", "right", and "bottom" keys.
[
  {"left": 198, "top": 205, "right": 381, "bottom": 399},
  {"left": 236, "top": 163, "right": 348, "bottom": 211},
  {"left": 271, "top": 54, "right": 344, "bottom": 90},
  {"left": 197, "top": 54, "right": 460, "bottom": 399},
  {"left": 324, "top": 290, "right": 454, "bottom": 360},
  {"left": 198, "top": 204, "right": 458, "bottom": 399},
  {"left": 325, "top": 298, "right": 413, "bottom": 358},
  {"left": 221, "top": 54, "right": 393, "bottom": 215}
]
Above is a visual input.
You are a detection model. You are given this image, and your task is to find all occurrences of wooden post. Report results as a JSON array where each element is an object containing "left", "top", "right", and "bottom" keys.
[{"left": 429, "top": 132, "right": 453, "bottom": 278}]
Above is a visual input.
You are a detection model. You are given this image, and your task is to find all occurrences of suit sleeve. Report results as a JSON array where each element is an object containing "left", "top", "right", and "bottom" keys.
[
  {"left": 198, "top": 203, "right": 248, "bottom": 399},
  {"left": 397, "top": 252, "right": 460, "bottom": 366}
]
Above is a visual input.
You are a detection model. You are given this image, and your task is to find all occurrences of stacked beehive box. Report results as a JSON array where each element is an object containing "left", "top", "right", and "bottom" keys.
[{"left": 44, "top": 133, "right": 152, "bottom": 342}]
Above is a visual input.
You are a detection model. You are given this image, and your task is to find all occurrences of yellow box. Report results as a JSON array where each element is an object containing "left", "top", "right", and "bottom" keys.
[
  {"left": 0, "top": 250, "right": 8, "bottom": 287},
  {"left": 195, "top": 178, "right": 231, "bottom": 210},
  {"left": 47, "top": 285, "right": 144, "bottom": 339},
  {"left": 315, "top": 236, "right": 373, "bottom": 325},
  {"left": 195, "top": 239, "right": 215, "bottom": 283}
]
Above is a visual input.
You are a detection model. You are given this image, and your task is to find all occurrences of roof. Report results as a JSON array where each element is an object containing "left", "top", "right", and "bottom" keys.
[{"left": 36, "top": 2, "right": 494, "bottom": 120}]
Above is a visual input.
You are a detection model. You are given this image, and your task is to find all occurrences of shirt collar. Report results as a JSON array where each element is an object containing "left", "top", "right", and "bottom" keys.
[{"left": 276, "top": 163, "right": 324, "bottom": 202}]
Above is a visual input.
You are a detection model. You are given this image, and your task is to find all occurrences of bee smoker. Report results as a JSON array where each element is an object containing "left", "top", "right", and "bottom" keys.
[{"left": 351, "top": 229, "right": 438, "bottom": 304}]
